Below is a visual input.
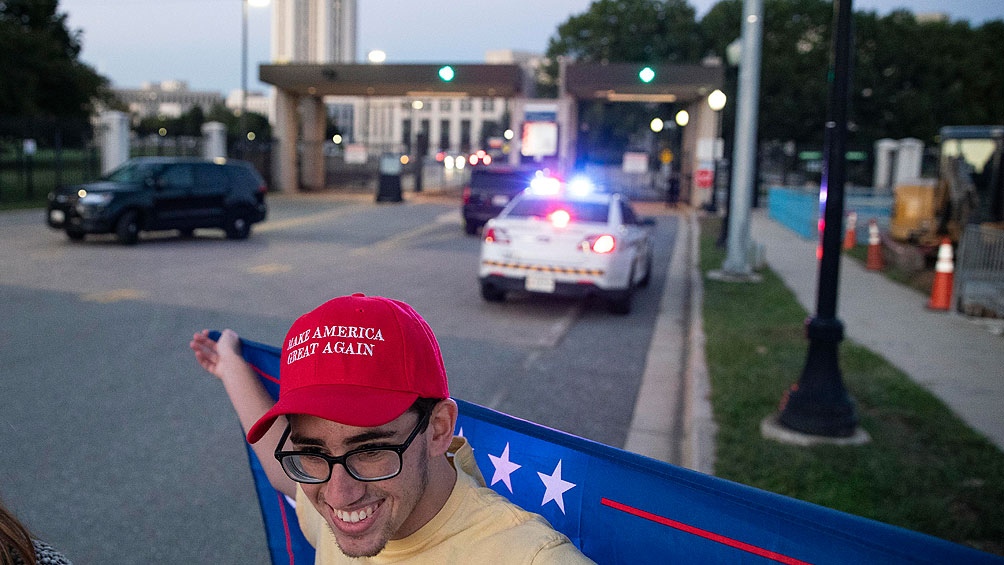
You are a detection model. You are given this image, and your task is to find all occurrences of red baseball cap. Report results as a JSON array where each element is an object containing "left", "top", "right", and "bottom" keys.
[{"left": 246, "top": 294, "right": 449, "bottom": 443}]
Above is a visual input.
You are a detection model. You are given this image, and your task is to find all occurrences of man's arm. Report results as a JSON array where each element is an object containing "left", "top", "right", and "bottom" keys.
[{"left": 190, "top": 328, "right": 296, "bottom": 498}]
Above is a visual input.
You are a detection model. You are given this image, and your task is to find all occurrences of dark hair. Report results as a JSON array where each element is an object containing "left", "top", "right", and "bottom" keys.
[
  {"left": 409, "top": 397, "right": 444, "bottom": 433},
  {"left": 0, "top": 499, "right": 36, "bottom": 565}
]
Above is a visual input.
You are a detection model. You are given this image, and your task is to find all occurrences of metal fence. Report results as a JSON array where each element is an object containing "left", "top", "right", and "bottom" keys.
[
  {"left": 955, "top": 224, "right": 1004, "bottom": 317},
  {"left": 0, "top": 116, "right": 278, "bottom": 203}
]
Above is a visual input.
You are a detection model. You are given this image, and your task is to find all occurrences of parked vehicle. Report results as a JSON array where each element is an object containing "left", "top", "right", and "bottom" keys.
[
  {"left": 46, "top": 157, "right": 268, "bottom": 244},
  {"left": 478, "top": 175, "right": 655, "bottom": 314},
  {"left": 461, "top": 166, "right": 538, "bottom": 235}
]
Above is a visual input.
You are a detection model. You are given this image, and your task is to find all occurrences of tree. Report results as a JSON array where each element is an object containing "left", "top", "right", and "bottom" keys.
[
  {"left": 0, "top": 0, "right": 109, "bottom": 119},
  {"left": 545, "top": 0, "right": 1004, "bottom": 168}
]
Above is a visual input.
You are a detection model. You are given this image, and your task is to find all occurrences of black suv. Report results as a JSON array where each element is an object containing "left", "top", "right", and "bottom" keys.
[
  {"left": 46, "top": 157, "right": 268, "bottom": 244},
  {"left": 461, "top": 166, "right": 536, "bottom": 235}
]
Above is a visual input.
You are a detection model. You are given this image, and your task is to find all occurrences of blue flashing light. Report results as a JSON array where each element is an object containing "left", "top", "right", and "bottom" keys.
[{"left": 567, "top": 176, "right": 596, "bottom": 196}]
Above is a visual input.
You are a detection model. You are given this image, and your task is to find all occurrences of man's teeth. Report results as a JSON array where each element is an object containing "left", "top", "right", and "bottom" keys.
[{"left": 336, "top": 505, "right": 376, "bottom": 524}]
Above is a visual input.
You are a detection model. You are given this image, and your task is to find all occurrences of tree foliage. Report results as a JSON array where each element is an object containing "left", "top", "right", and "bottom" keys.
[
  {"left": 543, "top": 0, "right": 1004, "bottom": 159},
  {"left": 0, "top": 0, "right": 109, "bottom": 119}
]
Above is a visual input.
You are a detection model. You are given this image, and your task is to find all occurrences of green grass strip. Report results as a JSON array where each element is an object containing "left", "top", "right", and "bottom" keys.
[{"left": 699, "top": 217, "right": 1004, "bottom": 555}]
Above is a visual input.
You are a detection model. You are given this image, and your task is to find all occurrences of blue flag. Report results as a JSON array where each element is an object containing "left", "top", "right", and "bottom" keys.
[{"left": 224, "top": 334, "right": 1001, "bottom": 565}]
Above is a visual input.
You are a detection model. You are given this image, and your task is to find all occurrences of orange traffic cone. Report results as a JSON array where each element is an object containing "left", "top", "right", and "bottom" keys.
[
  {"left": 843, "top": 211, "right": 858, "bottom": 250},
  {"left": 865, "top": 219, "right": 884, "bottom": 271},
  {"left": 927, "top": 238, "right": 954, "bottom": 311}
]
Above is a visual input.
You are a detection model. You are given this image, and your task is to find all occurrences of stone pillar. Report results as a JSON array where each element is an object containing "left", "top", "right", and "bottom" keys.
[
  {"left": 894, "top": 137, "right": 924, "bottom": 185},
  {"left": 301, "top": 96, "right": 326, "bottom": 191},
  {"left": 273, "top": 88, "right": 299, "bottom": 192},
  {"left": 873, "top": 138, "right": 898, "bottom": 192},
  {"left": 201, "top": 121, "right": 227, "bottom": 160},
  {"left": 99, "top": 111, "right": 130, "bottom": 174}
]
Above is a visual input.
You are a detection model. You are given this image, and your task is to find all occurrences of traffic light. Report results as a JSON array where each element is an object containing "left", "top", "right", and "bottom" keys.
[
  {"left": 638, "top": 66, "right": 655, "bottom": 83},
  {"left": 438, "top": 65, "right": 455, "bottom": 82}
]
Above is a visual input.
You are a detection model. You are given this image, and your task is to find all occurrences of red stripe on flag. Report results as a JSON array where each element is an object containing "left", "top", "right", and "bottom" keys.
[
  {"left": 249, "top": 362, "right": 280, "bottom": 385},
  {"left": 276, "top": 493, "right": 296, "bottom": 565},
  {"left": 600, "top": 497, "right": 812, "bottom": 565}
]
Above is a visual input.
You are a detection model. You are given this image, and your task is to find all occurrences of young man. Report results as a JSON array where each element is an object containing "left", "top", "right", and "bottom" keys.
[{"left": 190, "top": 293, "right": 593, "bottom": 563}]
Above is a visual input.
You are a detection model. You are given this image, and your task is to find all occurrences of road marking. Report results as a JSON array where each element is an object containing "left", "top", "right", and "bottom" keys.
[
  {"left": 80, "top": 288, "right": 149, "bottom": 303},
  {"left": 248, "top": 263, "right": 292, "bottom": 275},
  {"left": 254, "top": 206, "right": 362, "bottom": 233},
  {"left": 350, "top": 221, "right": 451, "bottom": 256}
]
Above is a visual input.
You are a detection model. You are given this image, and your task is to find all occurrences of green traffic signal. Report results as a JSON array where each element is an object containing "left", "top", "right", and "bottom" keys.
[
  {"left": 639, "top": 66, "right": 655, "bottom": 83},
  {"left": 438, "top": 65, "right": 455, "bottom": 82}
]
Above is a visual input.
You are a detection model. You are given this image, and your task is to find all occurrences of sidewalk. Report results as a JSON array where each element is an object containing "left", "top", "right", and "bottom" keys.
[{"left": 750, "top": 209, "right": 1004, "bottom": 452}]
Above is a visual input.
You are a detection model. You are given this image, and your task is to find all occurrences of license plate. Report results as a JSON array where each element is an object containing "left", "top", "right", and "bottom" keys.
[
  {"left": 525, "top": 273, "right": 555, "bottom": 293},
  {"left": 491, "top": 194, "right": 510, "bottom": 207},
  {"left": 49, "top": 209, "right": 65, "bottom": 223}
]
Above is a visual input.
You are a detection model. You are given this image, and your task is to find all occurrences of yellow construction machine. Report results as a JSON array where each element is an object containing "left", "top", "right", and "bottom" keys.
[{"left": 890, "top": 125, "right": 1004, "bottom": 247}]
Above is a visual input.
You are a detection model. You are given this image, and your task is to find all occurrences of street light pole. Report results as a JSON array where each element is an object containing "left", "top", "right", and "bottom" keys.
[
  {"left": 706, "top": 89, "right": 727, "bottom": 213},
  {"left": 240, "top": 0, "right": 248, "bottom": 153},
  {"left": 776, "top": 0, "right": 859, "bottom": 437}
]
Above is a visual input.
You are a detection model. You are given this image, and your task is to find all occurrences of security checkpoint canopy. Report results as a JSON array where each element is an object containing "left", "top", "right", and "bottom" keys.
[
  {"left": 563, "top": 62, "right": 724, "bottom": 105},
  {"left": 259, "top": 63, "right": 526, "bottom": 97}
]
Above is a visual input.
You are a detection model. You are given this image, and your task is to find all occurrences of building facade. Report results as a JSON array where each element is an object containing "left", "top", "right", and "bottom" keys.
[{"left": 113, "top": 81, "right": 223, "bottom": 122}]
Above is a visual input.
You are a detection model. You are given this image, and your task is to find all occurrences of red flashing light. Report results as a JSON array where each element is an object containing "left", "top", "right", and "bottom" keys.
[{"left": 548, "top": 209, "right": 572, "bottom": 228}]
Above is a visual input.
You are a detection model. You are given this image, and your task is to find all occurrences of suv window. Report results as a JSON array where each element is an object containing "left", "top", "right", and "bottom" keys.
[
  {"left": 193, "top": 164, "right": 229, "bottom": 194},
  {"left": 158, "top": 164, "right": 195, "bottom": 190},
  {"left": 470, "top": 170, "right": 531, "bottom": 194}
]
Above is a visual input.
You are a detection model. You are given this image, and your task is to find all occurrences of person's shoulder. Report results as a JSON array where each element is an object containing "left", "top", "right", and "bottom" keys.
[
  {"left": 460, "top": 485, "right": 593, "bottom": 563},
  {"left": 31, "top": 539, "right": 73, "bottom": 565}
]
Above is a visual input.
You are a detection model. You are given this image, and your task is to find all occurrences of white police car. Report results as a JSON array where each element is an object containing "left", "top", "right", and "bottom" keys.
[{"left": 478, "top": 175, "right": 655, "bottom": 314}]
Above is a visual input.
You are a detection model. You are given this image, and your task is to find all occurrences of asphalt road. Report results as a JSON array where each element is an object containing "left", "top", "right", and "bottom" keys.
[{"left": 0, "top": 192, "right": 679, "bottom": 563}]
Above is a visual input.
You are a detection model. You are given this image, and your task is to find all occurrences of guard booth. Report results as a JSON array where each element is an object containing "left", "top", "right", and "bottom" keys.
[{"left": 258, "top": 61, "right": 724, "bottom": 205}]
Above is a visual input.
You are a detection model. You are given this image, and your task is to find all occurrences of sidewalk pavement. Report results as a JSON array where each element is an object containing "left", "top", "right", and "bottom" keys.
[{"left": 750, "top": 208, "right": 1004, "bottom": 452}]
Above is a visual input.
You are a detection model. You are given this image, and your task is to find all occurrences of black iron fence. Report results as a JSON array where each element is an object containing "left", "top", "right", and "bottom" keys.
[{"left": 0, "top": 116, "right": 278, "bottom": 205}]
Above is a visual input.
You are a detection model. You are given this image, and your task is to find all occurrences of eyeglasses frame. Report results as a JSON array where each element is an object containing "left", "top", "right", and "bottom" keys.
[{"left": 273, "top": 408, "right": 433, "bottom": 484}]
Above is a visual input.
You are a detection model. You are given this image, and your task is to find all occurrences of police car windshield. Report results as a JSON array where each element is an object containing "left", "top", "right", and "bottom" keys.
[{"left": 507, "top": 199, "right": 610, "bottom": 223}]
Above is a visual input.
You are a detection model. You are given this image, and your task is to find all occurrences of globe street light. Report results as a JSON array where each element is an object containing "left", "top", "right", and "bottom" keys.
[{"left": 706, "top": 89, "right": 727, "bottom": 212}]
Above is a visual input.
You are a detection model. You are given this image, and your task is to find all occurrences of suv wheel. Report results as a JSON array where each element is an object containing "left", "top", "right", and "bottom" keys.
[
  {"left": 116, "top": 210, "right": 140, "bottom": 245},
  {"left": 464, "top": 220, "right": 480, "bottom": 236},
  {"left": 225, "top": 213, "right": 250, "bottom": 240}
]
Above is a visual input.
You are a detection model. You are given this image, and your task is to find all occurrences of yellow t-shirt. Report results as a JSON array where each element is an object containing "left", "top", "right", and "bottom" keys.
[{"left": 296, "top": 437, "right": 594, "bottom": 564}]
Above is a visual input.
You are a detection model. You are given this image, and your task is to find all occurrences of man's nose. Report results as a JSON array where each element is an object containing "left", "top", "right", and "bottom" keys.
[{"left": 321, "top": 464, "right": 367, "bottom": 506}]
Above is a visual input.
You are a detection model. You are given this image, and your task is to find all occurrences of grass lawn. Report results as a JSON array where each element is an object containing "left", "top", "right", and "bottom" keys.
[{"left": 699, "top": 217, "right": 1004, "bottom": 556}]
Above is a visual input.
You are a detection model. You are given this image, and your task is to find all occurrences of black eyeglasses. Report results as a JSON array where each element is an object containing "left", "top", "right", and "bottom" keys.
[{"left": 274, "top": 410, "right": 432, "bottom": 483}]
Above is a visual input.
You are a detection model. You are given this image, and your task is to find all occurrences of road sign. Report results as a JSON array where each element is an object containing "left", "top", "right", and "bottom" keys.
[{"left": 695, "top": 168, "right": 714, "bottom": 188}]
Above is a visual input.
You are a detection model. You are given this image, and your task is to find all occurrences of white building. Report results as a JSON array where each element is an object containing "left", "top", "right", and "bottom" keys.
[
  {"left": 267, "top": 2, "right": 522, "bottom": 156},
  {"left": 112, "top": 81, "right": 223, "bottom": 121},
  {"left": 272, "top": 0, "right": 357, "bottom": 64}
]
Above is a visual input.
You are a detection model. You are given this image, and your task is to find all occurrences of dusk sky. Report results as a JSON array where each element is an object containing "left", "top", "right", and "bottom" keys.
[{"left": 56, "top": 0, "right": 1004, "bottom": 95}]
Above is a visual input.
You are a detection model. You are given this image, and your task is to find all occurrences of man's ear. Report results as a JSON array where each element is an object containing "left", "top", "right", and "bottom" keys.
[{"left": 427, "top": 398, "right": 458, "bottom": 456}]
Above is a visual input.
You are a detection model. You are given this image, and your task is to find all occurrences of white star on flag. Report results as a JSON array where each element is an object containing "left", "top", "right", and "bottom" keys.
[
  {"left": 538, "top": 460, "right": 576, "bottom": 514},
  {"left": 488, "top": 442, "right": 521, "bottom": 493}
]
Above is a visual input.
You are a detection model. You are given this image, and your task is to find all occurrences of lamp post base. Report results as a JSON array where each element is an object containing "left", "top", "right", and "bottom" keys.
[{"left": 777, "top": 316, "right": 860, "bottom": 438}]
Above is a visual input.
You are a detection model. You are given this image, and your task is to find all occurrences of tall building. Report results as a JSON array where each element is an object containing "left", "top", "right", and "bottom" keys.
[{"left": 272, "top": 0, "right": 357, "bottom": 64}]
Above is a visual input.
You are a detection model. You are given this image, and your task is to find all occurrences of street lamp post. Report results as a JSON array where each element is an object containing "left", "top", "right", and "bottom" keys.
[
  {"left": 776, "top": 0, "right": 860, "bottom": 438},
  {"left": 706, "top": 89, "right": 727, "bottom": 213},
  {"left": 240, "top": 0, "right": 270, "bottom": 155}
]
